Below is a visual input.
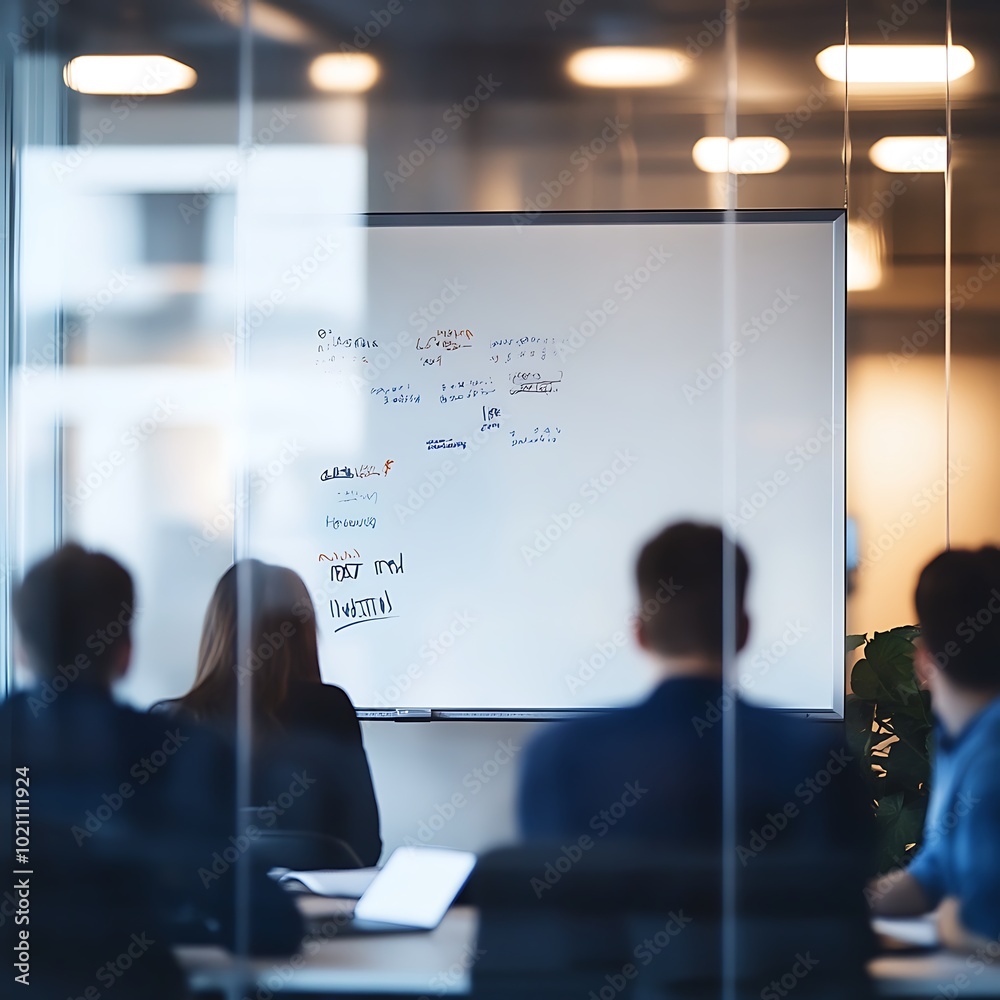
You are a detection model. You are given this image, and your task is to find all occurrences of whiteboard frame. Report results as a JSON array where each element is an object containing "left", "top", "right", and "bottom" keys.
[{"left": 341, "top": 208, "right": 847, "bottom": 721}]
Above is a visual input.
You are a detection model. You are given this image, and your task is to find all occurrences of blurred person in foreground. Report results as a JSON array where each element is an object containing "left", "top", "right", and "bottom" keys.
[
  {"left": 870, "top": 545, "right": 1000, "bottom": 949},
  {"left": 519, "top": 520, "right": 873, "bottom": 860},
  {"left": 0, "top": 544, "right": 303, "bottom": 1000},
  {"left": 160, "top": 559, "right": 381, "bottom": 866}
]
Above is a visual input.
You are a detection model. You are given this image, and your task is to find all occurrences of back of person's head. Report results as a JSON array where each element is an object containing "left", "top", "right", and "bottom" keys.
[
  {"left": 13, "top": 543, "right": 135, "bottom": 686},
  {"left": 635, "top": 521, "right": 749, "bottom": 659},
  {"left": 915, "top": 545, "right": 1000, "bottom": 691},
  {"left": 176, "top": 560, "right": 321, "bottom": 727}
]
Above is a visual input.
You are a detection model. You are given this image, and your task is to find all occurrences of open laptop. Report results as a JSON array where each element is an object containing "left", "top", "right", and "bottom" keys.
[{"left": 319, "top": 846, "right": 477, "bottom": 936}]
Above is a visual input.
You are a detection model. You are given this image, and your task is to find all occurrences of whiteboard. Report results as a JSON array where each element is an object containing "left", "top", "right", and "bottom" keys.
[{"left": 240, "top": 210, "right": 845, "bottom": 715}]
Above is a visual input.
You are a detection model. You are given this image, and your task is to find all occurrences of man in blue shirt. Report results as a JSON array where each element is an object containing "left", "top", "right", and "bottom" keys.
[
  {"left": 518, "top": 521, "right": 871, "bottom": 859},
  {"left": 871, "top": 546, "right": 1000, "bottom": 946}
]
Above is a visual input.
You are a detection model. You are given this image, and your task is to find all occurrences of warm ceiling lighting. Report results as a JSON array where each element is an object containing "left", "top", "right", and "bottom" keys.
[
  {"left": 692, "top": 137, "right": 790, "bottom": 174},
  {"left": 869, "top": 136, "right": 947, "bottom": 173},
  {"left": 63, "top": 55, "right": 197, "bottom": 95},
  {"left": 309, "top": 53, "right": 380, "bottom": 93},
  {"left": 217, "top": 1, "right": 314, "bottom": 44},
  {"left": 847, "top": 221, "right": 884, "bottom": 292},
  {"left": 816, "top": 44, "right": 974, "bottom": 84},
  {"left": 566, "top": 47, "right": 688, "bottom": 88}
]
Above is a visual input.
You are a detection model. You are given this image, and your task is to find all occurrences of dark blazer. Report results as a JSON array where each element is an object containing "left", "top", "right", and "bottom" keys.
[
  {"left": 519, "top": 677, "right": 873, "bottom": 865},
  {"left": 252, "top": 681, "right": 382, "bottom": 866},
  {"left": 0, "top": 684, "right": 304, "bottom": 999}
]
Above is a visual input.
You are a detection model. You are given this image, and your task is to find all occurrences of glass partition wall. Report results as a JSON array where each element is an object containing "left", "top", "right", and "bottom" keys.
[{"left": 4, "top": 0, "right": 996, "bottom": 996}]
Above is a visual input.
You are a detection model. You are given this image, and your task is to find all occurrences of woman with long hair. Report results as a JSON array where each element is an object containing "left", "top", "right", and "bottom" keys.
[{"left": 164, "top": 559, "right": 381, "bottom": 865}]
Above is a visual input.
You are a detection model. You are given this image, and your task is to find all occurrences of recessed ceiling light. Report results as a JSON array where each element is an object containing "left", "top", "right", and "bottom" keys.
[
  {"left": 692, "top": 137, "right": 790, "bottom": 174},
  {"left": 63, "top": 55, "right": 197, "bottom": 95},
  {"left": 309, "top": 53, "right": 380, "bottom": 93},
  {"left": 815, "top": 44, "right": 974, "bottom": 84},
  {"left": 869, "top": 136, "right": 947, "bottom": 173},
  {"left": 566, "top": 47, "right": 688, "bottom": 88}
]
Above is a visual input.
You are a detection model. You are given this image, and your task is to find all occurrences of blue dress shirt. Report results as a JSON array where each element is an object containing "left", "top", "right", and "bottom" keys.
[{"left": 908, "top": 696, "right": 1000, "bottom": 939}]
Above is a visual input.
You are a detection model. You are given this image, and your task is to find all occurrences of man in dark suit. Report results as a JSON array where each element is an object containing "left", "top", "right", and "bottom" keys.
[
  {"left": 518, "top": 521, "right": 871, "bottom": 860},
  {"left": 0, "top": 545, "right": 303, "bottom": 999}
]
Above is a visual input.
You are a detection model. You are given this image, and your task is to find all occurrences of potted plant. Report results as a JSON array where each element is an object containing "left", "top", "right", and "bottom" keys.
[{"left": 845, "top": 626, "right": 933, "bottom": 874}]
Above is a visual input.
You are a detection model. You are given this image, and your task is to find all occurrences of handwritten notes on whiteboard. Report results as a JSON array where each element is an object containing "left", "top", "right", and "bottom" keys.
[{"left": 311, "top": 318, "right": 585, "bottom": 643}]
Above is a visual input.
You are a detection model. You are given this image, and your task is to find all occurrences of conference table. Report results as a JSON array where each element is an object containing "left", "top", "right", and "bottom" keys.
[{"left": 177, "top": 895, "right": 1000, "bottom": 998}]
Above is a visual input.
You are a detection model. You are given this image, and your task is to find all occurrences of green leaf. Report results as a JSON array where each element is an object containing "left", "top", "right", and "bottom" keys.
[
  {"left": 851, "top": 658, "right": 895, "bottom": 702},
  {"left": 844, "top": 695, "right": 875, "bottom": 759},
  {"left": 865, "top": 630, "right": 919, "bottom": 693},
  {"left": 892, "top": 710, "right": 933, "bottom": 748},
  {"left": 846, "top": 627, "right": 932, "bottom": 874},
  {"left": 844, "top": 693, "right": 873, "bottom": 729},
  {"left": 876, "top": 790, "right": 903, "bottom": 822},
  {"left": 894, "top": 685, "right": 932, "bottom": 724},
  {"left": 846, "top": 634, "right": 868, "bottom": 653},
  {"left": 880, "top": 737, "right": 929, "bottom": 795},
  {"left": 876, "top": 795, "right": 929, "bottom": 873}
]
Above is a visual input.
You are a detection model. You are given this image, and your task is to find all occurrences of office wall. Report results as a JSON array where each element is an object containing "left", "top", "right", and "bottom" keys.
[
  {"left": 361, "top": 720, "right": 542, "bottom": 857},
  {"left": 848, "top": 347, "right": 1000, "bottom": 636}
]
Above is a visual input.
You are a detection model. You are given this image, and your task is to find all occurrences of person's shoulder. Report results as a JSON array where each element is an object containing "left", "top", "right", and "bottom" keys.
[
  {"left": 286, "top": 680, "right": 357, "bottom": 715},
  {"left": 958, "top": 724, "right": 1000, "bottom": 797},
  {"left": 280, "top": 681, "right": 361, "bottom": 739},
  {"left": 317, "top": 682, "right": 358, "bottom": 710},
  {"left": 973, "top": 699, "right": 1000, "bottom": 745},
  {"left": 126, "top": 700, "right": 225, "bottom": 754},
  {"left": 737, "top": 702, "right": 847, "bottom": 761},
  {"left": 738, "top": 700, "right": 829, "bottom": 737},
  {"left": 526, "top": 704, "right": 641, "bottom": 764}
]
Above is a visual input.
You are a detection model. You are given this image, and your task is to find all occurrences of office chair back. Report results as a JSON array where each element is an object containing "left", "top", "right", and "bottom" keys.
[
  {"left": 238, "top": 807, "right": 365, "bottom": 870},
  {"left": 468, "top": 843, "right": 875, "bottom": 1000}
]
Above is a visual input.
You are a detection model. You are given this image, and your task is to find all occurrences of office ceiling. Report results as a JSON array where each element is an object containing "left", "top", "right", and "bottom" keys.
[{"left": 34, "top": 0, "right": 1000, "bottom": 333}]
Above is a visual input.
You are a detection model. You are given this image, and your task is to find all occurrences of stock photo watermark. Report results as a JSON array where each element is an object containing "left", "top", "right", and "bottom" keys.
[
  {"left": 404, "top": 740, "right": 521, "bottom": 847},
  {"left": 859, "top": 457, "right": 970, "bottom": 571},
  {"left": 21, "top": 269, "right": 135, "bottom": 381},
  {"left": 198, "top": 772, "right": 317, "bottom": 886},
  {"left": 555, "top": 247, "right": 672, "bottom": 362},
  {"left": 177, "top": 107, "right": 298, "bottom": 223},
  {"left": 736, "top": 749, "right": 854, "bottom": 865},
  {"left": 228, "top": 238, "right": 337, "bottom": 347},
  {"left": 369, "top": 612, "right": 476, "bottom": 707},
  {"left": 690, "top": 619, "right": 811, "bottom": 735},
  {"left": 685, "top": 0, "right": 751, "bottom": 57},
  {"left": 384, "top": 76, "right": 502, "bottom": 191},
  {"left": 682, "top": 287, "right": 799, "bottom": 403},
  {"left": 887, "top": 256, "right": 1000, "bottom": 371},
  {"left": 521, "top": 450, "right": 637, "bottom": 565},
  {"left": 512, "top": 117, "right": 629, "bottom": 230},
  {"left": 582, "top": 912, "right": 694, "bottom": 1000},
  {"left": 725, "top": 419, "right": 840, "bottom": 530},
  {"left": 8, "top": 0, "right": 71, "bottom": 51},
  {"left": 342, "top": 278, "right": 469, "bottom": 392},
  {"left": 71, "top": 729, "right": 190, "bottom": 846},
  {"left": 878, "top": 0, "right": 931, "bottom": 38},
  {"left": 530, "top": 781, "right": 649, "bottom": 897},
  {"left": 23, "top": 600, "right": 139, "bottom": 717},
  {"left": 761, "top": 952, "right": 820, "bottom": 1000},
  {"left": 337, "top": 0, "right": 414, "bottom": 53},
  {"left": 188, "top": 439, "right": 304, "bottom": 555},
  {"left": 64, "top": 398, "right": 179, "bottom": 510},
  {"left": 564, "top": 577, "right": 683, "bottom": 695}
]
